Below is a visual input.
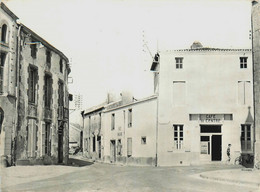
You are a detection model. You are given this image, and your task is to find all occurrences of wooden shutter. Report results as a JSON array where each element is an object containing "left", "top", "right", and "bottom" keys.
[{"left": 41, "top": 121, "right": 45, "bottom": 156}]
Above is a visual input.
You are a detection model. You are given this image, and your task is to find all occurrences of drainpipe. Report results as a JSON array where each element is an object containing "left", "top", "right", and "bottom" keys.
[{"left": 14, "top": 24, "right": 22, "bottom": 165}]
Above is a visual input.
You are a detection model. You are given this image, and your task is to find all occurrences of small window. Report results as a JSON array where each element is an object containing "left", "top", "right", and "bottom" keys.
[
  {"left": 30, "top": 44, "right": 37, "bottom": 59},
  {"left": 175, "top": 57, "right": 183, "bottom": 69},
  {"left": 128, "top": 109, "right": 132, "bottom": 127},
  {"left": 240, "top": 57, "right": 247, "bottom": 69},
  {"left": 111, "top": 113, "right": 115, "bottom": 130},
  {"left": 141, "top": 137, "right": 146, "bottom": 145},
  {"left": 1, "top": 24, "right": 7, "bottom": 43},
  {"left": 59, "top": 59, "right": 63, "bottom": 73}
]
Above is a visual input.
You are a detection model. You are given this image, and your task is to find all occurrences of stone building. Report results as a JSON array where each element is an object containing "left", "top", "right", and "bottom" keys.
[
  {"left": 0, "top": 2, "right": 19, "bottom": 165},
  {"left": 151, "top": 43, "right": 253, "bottom": 166},
  {"left": 251, "top": 0, "right": 260, "bottom": 168},
  {"left": 0, "top": 2, "right": 71, "bottom": 166}
]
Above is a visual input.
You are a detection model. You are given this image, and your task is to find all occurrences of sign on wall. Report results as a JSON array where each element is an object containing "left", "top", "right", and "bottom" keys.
[{"left": 200, "top": 114, "right": 223, "bottom": 123}]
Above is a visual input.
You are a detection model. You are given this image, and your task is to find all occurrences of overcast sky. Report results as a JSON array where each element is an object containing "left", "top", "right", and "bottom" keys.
[{"left": 2, "top": 0, "right": 252, "bottom": 108}]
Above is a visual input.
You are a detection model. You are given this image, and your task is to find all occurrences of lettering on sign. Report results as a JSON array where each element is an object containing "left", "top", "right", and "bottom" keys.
[{"left": 200, "top": 114, "right": 222, "bottom": 123}]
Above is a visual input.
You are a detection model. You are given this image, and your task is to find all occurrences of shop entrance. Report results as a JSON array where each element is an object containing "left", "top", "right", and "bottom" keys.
[{"left": 200, "top": 125, "right": 222, "bottom": 161}]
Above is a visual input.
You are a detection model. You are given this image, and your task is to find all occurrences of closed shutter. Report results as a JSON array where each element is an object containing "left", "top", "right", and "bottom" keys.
[
  {"left": 41, "top": 121, "right": 45, "bottom": 156},
  {"left": 127, "top": 138, "right": 132, "bottom": 157},
  {"left": 27, "top": 119, "right": 33, "bottom": 157}
]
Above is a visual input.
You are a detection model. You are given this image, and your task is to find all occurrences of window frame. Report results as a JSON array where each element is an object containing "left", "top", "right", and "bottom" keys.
[
  {"left": 173, "top": 125, "right": 184, "bottom": 150},
  {"left": 241, "top": 124, "right": 252, "bottom": 151},
  {"left": 0, "top": 53, "right": 6, "bottom": 94},
  {"left": 111, "top": 113, "right": 115, "bottom": 130},
  {"left": 240, "top": 57, "right": 247, "bottom": 69},
  {"left": 44, "top": 74, "right": 52, "bottom": 108},
  {"left": 1, "top": 24, "right": 7, "bottom": 43},
  {"left": 28, "top": 66, "right": 38, "bottom": 104},
  {"left": 141, "top": 136, "right": 146, "bottom": 145},
  {"left": 128, "top": 108, "right": 132, "bottom": 127},
  {"left": 175, "top": 57, "right": 183, "bottom": 69}
]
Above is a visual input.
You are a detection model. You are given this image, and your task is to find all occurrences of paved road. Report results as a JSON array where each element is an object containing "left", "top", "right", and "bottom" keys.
[{"left": 1, "top": 158, "right": 259, "bottom": 192}]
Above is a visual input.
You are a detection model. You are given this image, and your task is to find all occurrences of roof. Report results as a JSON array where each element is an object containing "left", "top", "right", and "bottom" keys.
[
  {"left": 163, "top": 47, "right": 251, "bottom": 52},
  {"left": 1, "top": 2, "right": 19, "bottom": 21},
  {"left": 82, "top": 103, "right": 107, "bottom": 116},
  {"left": 21, "top": 24, "right": 69, "bottom": 63}
]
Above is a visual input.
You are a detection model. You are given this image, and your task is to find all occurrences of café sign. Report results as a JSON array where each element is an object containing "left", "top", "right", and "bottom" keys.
[{"left": 200, "top": 114, "right": 223, "bottom": 123}]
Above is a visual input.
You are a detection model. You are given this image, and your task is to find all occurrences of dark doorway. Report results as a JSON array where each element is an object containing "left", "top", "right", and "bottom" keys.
[
  {"left": 58, "top": 125, "right": 64, "bottom": 163},
  {"left": 97, "top": 136, "right": 101, "bottom": 159},
  {"left": 212, "top": 135, "right": 222, "bottom": 161}
]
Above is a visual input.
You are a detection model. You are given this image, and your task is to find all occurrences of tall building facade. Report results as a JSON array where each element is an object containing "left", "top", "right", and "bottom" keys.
[
  {"left": 0, "top": 2, "right": 71, "bottom": 166},
  {"left": 151, "top": 43, "right": 253, "bottom": 166},
  {"left": 251, "top": 0, "right": 260, "bottom": 168}
]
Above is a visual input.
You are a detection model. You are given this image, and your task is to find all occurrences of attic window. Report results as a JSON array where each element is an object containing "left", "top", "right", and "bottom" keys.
[{"left": 1, "top": 24, "right": 7, "bottom": 43}]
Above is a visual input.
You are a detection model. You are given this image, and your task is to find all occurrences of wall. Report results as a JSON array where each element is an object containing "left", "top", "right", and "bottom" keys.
[
  {"left": 157, "top": 50, "right": 253, "bottom": 166},
  {"left": 103, "top": 96, "right": 157, "bottom": 166},
  {"left": 0, "top": 4, "right": 18, "bottom": 165}
]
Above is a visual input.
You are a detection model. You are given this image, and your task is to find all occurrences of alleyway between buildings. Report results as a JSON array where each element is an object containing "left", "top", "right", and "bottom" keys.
[{"left": 1, "top": 156, "right": 260, "bottom": 192}]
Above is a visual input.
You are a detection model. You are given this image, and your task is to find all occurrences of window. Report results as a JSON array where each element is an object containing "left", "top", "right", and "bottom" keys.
[
  {"left": 93, "top": 136, "right": 96, "bottom": 152},
  {"left": 173, "top": 125, "right": 183, "bottom": 149},
  {"left": 141, "top": 137, "right": 146, "bottom": 145},
  {"left": 173, "top": 81, "right": 186, "bottom": 106},
  {"left": 30, "top": 44, "right": 37, "bottom": 58},
  {"left": 0, "top": 108, "right": 4, "bottom": 134},
  {"left": 0, "top": 53, "right": 6, "bottom": 94},
  {"left": 1, "top": 24, "right": 7, "bottom": 43},
  {"left": 44, "top": 74, "right": 52, "bottom": 108},
  {"left": 238, "top": 81, "right": 251, "bottom": 105},
  {"left": 45, "top": 123, "right": 51, "bottom": 156},
  {"left": 175, "top": 57, "right": 183, "bottom": 69},
  {"left": 58, "top": 81, "right": 64, "bottom": 106},
  {"left": 240, "top": 57, "right": 247, "bottom": 69},
  {"left": 127, "top": 138, "right": 132, "bottom": 157},
  {"left": 241, "top": 124, "right": 252, "bottom": 151},
  {"left": 28, "top": 67, "right": 37, "bottom": 103},
  {"left": 46, "top": 50, "right": 51, "bottom": 65},
  {"left": 117, "top": 139, "right": 122, "bottom": 156},
  {"left": 27, "top": 119, "right": 38, "bottom": 157},
  {"left": 59, "top": 59, "right": 63, "bottom": 73},
  {"left": 111, "top": 113, "right": 115, "bottom": 130},
  {"left": 128, "top": 109, "right": 132, "bottom": 127}
]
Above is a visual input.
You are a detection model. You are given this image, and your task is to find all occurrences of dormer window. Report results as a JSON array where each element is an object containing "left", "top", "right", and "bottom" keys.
[
  {"left": 59, "top": 59, "right": 63, "bottom": 73},
  {"left": 1, "top": 24, "right": 7, "bottom": 43}
]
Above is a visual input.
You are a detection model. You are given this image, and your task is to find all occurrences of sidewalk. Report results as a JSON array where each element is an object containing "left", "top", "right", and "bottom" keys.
[{"left": 200, "top": 168, "right": 260, "bottom": 187}]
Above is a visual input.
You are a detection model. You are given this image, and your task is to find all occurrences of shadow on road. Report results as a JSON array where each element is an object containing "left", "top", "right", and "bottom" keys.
[{"left": 68, "top": 158, "right": 94, "bottom": 167}]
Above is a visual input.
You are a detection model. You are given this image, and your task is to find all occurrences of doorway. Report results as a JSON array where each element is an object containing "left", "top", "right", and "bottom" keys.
[
  {"left": 200, "top": 125, "right": 222, "bottom": 161},
  {"left": 110, "top": 140, "right": 116, "bottom": 163},
  {"left": 97, "top": 136, "right": 101, "bottom": 159},
  {"left": 58, "top": 125, "right": 63, "bottom": 163}
]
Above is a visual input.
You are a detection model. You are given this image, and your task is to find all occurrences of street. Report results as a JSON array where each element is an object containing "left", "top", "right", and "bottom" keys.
[{"left": 1, "top": 157, "right": 259, "bottom": 192}]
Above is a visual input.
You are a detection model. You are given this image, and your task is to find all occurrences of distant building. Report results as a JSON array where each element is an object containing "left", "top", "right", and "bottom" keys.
[
  {"left": 73, "top": 94, "right": 83, "bottom": 110},
  {"left": 0, "top": 2, "right": 71, "bottom": 166}
]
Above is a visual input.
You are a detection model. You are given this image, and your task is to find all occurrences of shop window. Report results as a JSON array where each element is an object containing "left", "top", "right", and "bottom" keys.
[
  {"left": 141, "top": 137, "right": 146, "bottom": 145},
  {"left": 240, "top": 57, "right": 247, "bottom": 69},
  {"left": 173, "top": 81, "right": 186, "bottom": 106},
  {"left": 127, "top": 138, "right": 132, "bottom": 157},
  {"left": 238, "top": 81, "right": 251, "bottom": 105},
  {"left": 241, "top": 124, "right": 252, "bottom": 151},
  {"left": 173, "top": 125, "right": 183, "bottom": 149},
  {"left": 128, "top": 109, "right": 132, "bottom": 127},
  {"left": 111, "top": 113, "right": 115, "bottom": 130},
  {"left": 175, "top": 57, "right": 183, "bottom": 69},
  {"left": 0, "top": 53, "right": 6, "bottom": 94},
  {"left": 1, "top": 24, "right": 7, "bottom": 43},
  {"left": 28, "top": 66, "right": 38, "bottom": 103},
  {"left": 44, "top": 74, "right": 52, "bottom": 108},
  {"left": 30, "top": 44, "right": 37, "bottom": 59},
  {"left": 27, "top": 119, "right": 38, "bottom": 157}
]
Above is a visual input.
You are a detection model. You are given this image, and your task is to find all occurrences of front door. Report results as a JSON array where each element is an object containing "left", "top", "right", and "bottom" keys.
[
  {"left": 212, "top": 135, "right": 222, "bottom": 161},
  {"left": 110, "top": 140, "right": 116, "bottom": 163},
  {"left": 98, "top": 136, "right": 101, "bottom": 159}
]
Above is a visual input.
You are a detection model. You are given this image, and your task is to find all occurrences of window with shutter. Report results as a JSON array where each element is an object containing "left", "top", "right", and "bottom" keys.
[{"left": 127, "top": 138, "right": 132, "bottom": 157}]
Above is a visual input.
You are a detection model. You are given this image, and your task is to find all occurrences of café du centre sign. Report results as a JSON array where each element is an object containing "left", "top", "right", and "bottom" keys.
[{"left": 200, "top": 114, "right": 223, "bottom": 123}]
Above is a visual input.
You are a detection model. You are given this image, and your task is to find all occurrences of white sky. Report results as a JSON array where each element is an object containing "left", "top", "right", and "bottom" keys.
[{"left": 2, "top": 0, "right": 252, "bottom": 108}]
